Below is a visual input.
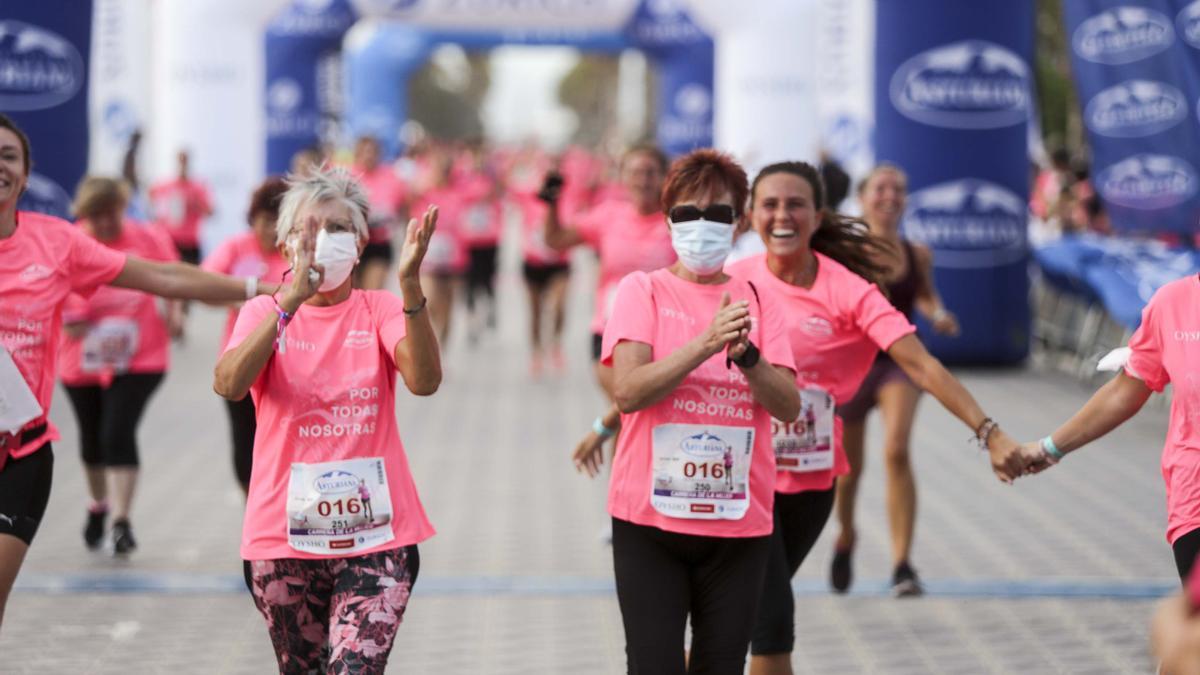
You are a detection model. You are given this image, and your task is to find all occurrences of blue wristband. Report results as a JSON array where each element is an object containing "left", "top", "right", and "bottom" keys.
[
  {"left": 592, "top": 416, "right": 616, "bottom": 439},
  {"left": 1040, "top": 435, "right": 1064, "bottom": 461}
]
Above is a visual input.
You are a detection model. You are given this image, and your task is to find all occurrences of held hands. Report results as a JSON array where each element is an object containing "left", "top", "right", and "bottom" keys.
[
  {"left": 398, "top": 205, "right": 438, "bottom": 283},
  {"left": 986, "top": 432, "right": 1056, "bottom": 483},
  {"left": 702, "top": 293, "right": 751, "bottom": 359},
  {"left": 280, "top": 216, "right": 324, "bottom": 313}
]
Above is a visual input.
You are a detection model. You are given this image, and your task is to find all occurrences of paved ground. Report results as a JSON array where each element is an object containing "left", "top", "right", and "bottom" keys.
[{"left": 0, "top": 245, "right": 1178, "bottom": 673}]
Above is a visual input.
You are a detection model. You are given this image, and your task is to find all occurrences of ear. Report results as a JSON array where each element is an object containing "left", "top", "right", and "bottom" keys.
[{"left": 735, "top": 213, "right": 750, "bottom": 236}]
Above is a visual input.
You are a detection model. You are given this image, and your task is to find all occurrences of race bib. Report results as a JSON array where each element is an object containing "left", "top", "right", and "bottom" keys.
[
  {"left": 773, "top": 387, "right": 835, "bottom": 472},
  {"left": 0, "top": 345, "right": 42, "bottom": 434},
  {"left": 286, "top": 457, "right": 394, "bottom": 555},
  {"left": 651, "top": 423, "right": 754, "bottom": 520},
  {"left": 465, "top": 204, "right": 491, "bottom": 234},
  {"left": 81, "top": 319, "right": 139, "bottom": 373}
]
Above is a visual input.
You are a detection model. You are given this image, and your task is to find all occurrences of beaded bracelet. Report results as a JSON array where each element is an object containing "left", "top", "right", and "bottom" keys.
[
  {"left": 972, "top": 417, "right": 998, "bottom": 450},
  {"left": 274, "top": 302, "right": 294, "bottom": 353}
]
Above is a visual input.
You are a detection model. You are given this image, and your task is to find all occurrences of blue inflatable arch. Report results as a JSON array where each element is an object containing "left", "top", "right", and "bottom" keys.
[{"left": 264, "top": 0, "right": 713, "bottom": 172}]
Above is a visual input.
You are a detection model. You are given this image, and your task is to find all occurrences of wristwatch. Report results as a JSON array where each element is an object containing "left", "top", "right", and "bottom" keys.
[{"left": 728, "top": 341, "right": 761, "bottom": 370}]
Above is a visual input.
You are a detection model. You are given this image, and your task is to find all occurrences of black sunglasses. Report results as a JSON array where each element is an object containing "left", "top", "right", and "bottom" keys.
[{"left": 668, "top": 204, "right": 736, "bottom": 225}]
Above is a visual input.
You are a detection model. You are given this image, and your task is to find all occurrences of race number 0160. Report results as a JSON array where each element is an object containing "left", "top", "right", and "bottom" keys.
[
  {"left": 317, "top": 497, "right": 363, "bottom": 517},
  {"left": 682, "top": 462, "right": 725, "bottom": 479}
]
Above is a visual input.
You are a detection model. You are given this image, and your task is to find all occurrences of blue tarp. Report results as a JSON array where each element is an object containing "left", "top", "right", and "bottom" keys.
[{"left": 1032, "top": 235, "right": 1200, "bottom": 328}]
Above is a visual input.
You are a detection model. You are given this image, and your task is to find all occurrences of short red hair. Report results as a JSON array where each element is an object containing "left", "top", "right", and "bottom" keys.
[{"left": 661, "top": 149, "right": 749, "bottom": 217}]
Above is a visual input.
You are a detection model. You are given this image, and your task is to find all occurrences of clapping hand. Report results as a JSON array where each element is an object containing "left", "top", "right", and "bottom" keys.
[{"left": 280, "top": 216, "right": 323, "bottom": 313}]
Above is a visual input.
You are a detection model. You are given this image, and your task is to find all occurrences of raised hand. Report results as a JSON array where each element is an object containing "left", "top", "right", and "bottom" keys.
[
  {"left": 701, "top": 293, "right": 750, "bottom": 358},
  {"left": 280, "top": 215, "right": 323, "bottom": 313},
  {"left": 398, "top": 205, "right": 438, "bottom": 282}
]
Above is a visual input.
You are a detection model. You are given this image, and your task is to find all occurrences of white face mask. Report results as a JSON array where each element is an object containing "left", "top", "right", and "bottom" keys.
[
  {"left": 311, "top": 229, "right": 359, "bottom": 292},
  {"left": 670, "top": 218, "right": 734, "bottom": 275}
]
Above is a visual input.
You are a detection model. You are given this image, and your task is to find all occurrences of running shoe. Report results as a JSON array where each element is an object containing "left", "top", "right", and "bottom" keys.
[
  {"left": 830, "top": 545, "right": 853, "bottom": 593},
  {"left": 112, "top": 519, "right": 137, "bottom": 556},
  {"left": 83, "top": 507, "right": 107, "bottom": 550},
  {"left": 891, "top": 561, "right": 924, "bottom": 598}
]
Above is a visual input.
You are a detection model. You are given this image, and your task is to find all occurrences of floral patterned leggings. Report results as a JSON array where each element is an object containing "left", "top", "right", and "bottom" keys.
[{"left": 248, "top": 545, "right": 419, "bottom": 674}]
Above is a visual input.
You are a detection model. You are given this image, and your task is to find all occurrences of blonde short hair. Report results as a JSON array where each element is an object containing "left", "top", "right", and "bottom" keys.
[
  {"left": 275, "top": 164, "right": 371, "bottom": 246},
  {"left": 73, "top": 176, "right": 130, "bottom": 220}
]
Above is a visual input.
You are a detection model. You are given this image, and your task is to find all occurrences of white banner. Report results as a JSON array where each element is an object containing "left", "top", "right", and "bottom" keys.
[
  {"left": 816, "top": 0, "right": 874, "bottom": 181},
  {"left": 349, "top": 0, "right": 640, "bottom": 31},
  {"left": 686, "top": 0, "right": 820, "bottom": 173},
  {"left": 88, "top": 0, "right": 152, "bottom": 182},
  {"left": 151, "top": 0, "right": 291, "bottom": 253}
]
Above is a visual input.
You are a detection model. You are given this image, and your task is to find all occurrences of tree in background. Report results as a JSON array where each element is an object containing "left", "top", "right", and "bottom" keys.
[
  {"left": 409, "top": 47, "right": 491, "bottom": 140},
  {"left": 557, "top": 54, "right": 620, "bottom": 147},
  {"left": 1035, "top": 0, "right": 1083, "bottom": 157}
]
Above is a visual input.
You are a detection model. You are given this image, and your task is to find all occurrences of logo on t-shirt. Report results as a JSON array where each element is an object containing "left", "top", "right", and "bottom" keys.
[
  {"left": 19, "top": 263, "right": 53, "bottom": 282},
  {"left": 801, "top": 316, "right": 834, "bottom": 338},
  {"left": 343, "top": 330, "right": 373, "bottom": 350}
]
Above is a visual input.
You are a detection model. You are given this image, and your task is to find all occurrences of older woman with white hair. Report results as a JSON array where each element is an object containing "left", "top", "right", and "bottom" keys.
[{"left": 214, "top": 166, "right": 441, "bottom": 673}]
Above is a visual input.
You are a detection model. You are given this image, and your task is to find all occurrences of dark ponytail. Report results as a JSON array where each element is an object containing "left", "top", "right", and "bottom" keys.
[{"left": 750, "top": 161, "right": 891, "bottom": 287}]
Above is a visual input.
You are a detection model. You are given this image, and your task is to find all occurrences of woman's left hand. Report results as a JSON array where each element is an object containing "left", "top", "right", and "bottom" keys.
[
  {"left": 398, "top": 205, "right": 438, "bottom": 282},
  {"left": 931, "top": 309, "right": 960, "bottom": 337}
]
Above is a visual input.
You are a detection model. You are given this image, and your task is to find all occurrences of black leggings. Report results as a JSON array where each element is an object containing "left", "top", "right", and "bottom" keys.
[
  {"left": 751, "top": 486, "right": 837, "bottom": 655},
  {"left": 612, "top": 517, "right": 770, "bottom": 675},
  {"left": 224, "top": 396, "right": 257, "bottom": 490},
  {"left": 64, "top": 372, "right": 164, "bottom": 468},
  {"left": 465, "top": 245, "right": 498, "bottom": 310},
  {"left": 0, "top": 444, "right": 54, "bottom": 545},
  {"left": 1173, "top": 527, "right": 1200, "bottom": 582}
]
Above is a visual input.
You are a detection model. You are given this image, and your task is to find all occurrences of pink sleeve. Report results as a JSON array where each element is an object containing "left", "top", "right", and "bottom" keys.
[
  {"left": 600, "top": 272, "right": 656, "bottom": 366},
  {"left": 573, "top": 205, "right": 604, "bottom": 249},
  {"left": 61, "top": 293, "right": 89, "bottom": 324},
  {"left": 756, "top": 290, "right": 796, "bottom": 373},
  {"left": 224, "top": 296, "right": 274, "bottom": 355},
  {"left": 853, "top": 283, "right": 917, "bottom": 352},
  {"left": 201, "top": 238, "right": 236, "bottom": 274},
  {"left": 368, "top": 292, "right": 409, "bottom": 368},
  {"left": 1126, "top": 296, "right": 1167, "bottom": 392},
  {"left": 67, "top": 227, "right": 127, "bottom": 297},
  {"left": 149, "top": 226, "right": 181, "bottom": 263}
]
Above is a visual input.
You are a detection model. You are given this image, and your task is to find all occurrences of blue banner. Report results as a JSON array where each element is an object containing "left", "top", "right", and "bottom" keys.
[
  {"left": 265, "top": 0, "right": 359, "bottom": 174},
  {"left": 874, "top": 0, "right": 1034, "bottom": 364},
  {"left": 624, "top": 1, "right": 714, "bottom": 157},
  {"left": 1065, "top": 1, "right": 1200, "bottom": 234},
  {"left": 0, "top": 2, "right": 93, "bottom": 220}
]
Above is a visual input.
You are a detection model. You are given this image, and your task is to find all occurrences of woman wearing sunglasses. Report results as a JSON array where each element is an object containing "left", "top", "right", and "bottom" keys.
[
  {"left": 600, "top": 149, "right": 800, "bottom": 674},
  {"left": 725, "top": 162, "right": 1025, "bottom": 675}
]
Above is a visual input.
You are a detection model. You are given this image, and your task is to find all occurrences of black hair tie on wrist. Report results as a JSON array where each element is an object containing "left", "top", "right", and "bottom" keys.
[{"left": 403, "top": 297, "right": 428, "bottom": 316}]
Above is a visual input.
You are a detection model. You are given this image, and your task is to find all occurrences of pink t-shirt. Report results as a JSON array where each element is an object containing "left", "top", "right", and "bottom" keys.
[
  {"left": 515, "top": 193, "right": 571, "bottom": 267},
  {"left": 0, "top": 212, "right": 127, "bottom": 458},
  {"left": 202, "top": 231, "right": 292, "bottom": 352},
  {"left": 412, "top": 186, "right": 467, "bottom": 274},
  {"left": 1124, "top": 275, "right": 1200, "bottom": 544},
  {"left": 575, "top": 198, "right": 675, "bottom": 335},
  {"left": 456, "top": 173, "right": 503, "bottom": 248},
  {"left": 727, "top": 253, "right": 916, "bottom": 493},
  {"left": 58, "top": 220, "right": 180, "bottom": 386},
  {"left": 226, "top": 290, "right": 435, "bottom": 560},
  {"left": 355, "top": 164, "right": 408, "bottom": 244},
  {"left": 601, "top": 269, "right": 796, "bottom": 538},
  {"left": 148, "top": 178, "right": 212, "bottom": 248}
]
